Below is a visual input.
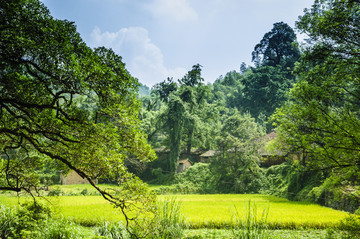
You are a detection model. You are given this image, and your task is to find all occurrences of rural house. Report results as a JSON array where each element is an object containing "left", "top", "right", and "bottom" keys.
[
  {"left": 258, "top": 131, "right": 307, "bottom": 167},
  {"left": 60, "top": 170, "right": 98, "bottom": 185},
  {"left": 199, "top": 150, "right": 216, "bottom": 163},
  {"left": 176, "top": 159, "right": 192, "bottom": 173}
]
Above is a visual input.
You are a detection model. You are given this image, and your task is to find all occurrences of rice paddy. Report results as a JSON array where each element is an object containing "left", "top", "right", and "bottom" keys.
[{"left": 0, "top": 190, "right": 350, "bottom": 229}]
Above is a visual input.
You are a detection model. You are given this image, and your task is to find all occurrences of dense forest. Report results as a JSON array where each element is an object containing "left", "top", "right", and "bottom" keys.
[
  {"left": 134, "top": 3, "right": 360, "bottom": 213},
  {"left": 1, "top": 0, "right": 360, "bottom": 238}
]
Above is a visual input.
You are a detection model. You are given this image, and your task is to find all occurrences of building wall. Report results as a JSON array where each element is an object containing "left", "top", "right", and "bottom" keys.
[{"left": 60, "top": 170, "right": 94, "bottom": 185}]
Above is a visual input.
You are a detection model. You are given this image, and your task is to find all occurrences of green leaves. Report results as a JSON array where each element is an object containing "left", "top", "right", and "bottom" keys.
[
  {"left": 211, "top": 112, "right": 265, "bottom": 193},
  {"left": 252, "top": 22, "right": 300, "bottom": 68},
  {"left": 0, "top": 2, "right": 157, "bottom": 231},
  {"left": 242, "top": 65, "right": 294, "bottom": 121},
  {"left": 272, "top": 0, "right": 360, "bottom": 171}
]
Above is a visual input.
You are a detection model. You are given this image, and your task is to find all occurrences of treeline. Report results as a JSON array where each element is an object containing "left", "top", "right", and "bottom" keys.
[
  {"left": 138, "top": 21, "right": 299, "bottom": 172},
  {"left": 136, "top": 0, "right": 360, "bottom": 212},
  {"left": 136, "top": 21, "right": 299, "bottom": 181}
]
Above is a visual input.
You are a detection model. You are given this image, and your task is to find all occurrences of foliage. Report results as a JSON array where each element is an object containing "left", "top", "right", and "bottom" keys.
[
  {"left": 0, "top": 202, "right": 81, "bottom": 239},
  {"left": 211, "top": 112, "right": 265, "bottom": 193},
  {"left": 252, "top": 22, "right": 300, "bottom": 68},
  {"left": 174, "top": 163, "right": 214, "bottom": 193},
  {"left": 265, "top": 161, "right": 329, "bottom": 202},
  {"left": 208, "top": 23, "right": 300, "bottom": 129},
  {"left": 97, "top": 221, "right": 128, "bottom": 239},
  {"left": 150, "top": 168, "right": 176, "bottom": 185},
  {"left": 232, "top": 201, "right": 270, "bottom": 239},
  {"left": 166, "top": 95, "right": 186, "bottom": 173},
  {"left": 146, "top": 64, "right": 217, "bottom": 174},
  {"left": 212, "top": 71, "right": 245, "bottom": 110},
  {"left": 242, "top": 65, "right": 295, "bottom": 122},
  {"left": 0, "top": 0, "right": 157, "bottom": 234},
  {"left": 152, "top": 78, "right": 178, "bottom": 103},
  {"left": 271, "top": 0, "right": 360, "bottom": 172},
  {"left": 96, "top": 197, "right": 185, "bottom": 239},
  {"left": 337, "top": 214, "right": 360, "bottom": 239},
  {"left": 48, "top": 186, "right": 63, "bottom": 196},
  {"left": 151, "top": 197, "right": 185, "bottom": 239}
]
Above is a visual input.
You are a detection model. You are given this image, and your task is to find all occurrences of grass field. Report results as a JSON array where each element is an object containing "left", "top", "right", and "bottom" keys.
[
  {"left": 177, "top": 194, "right": 348, "bottom": 229},
  {"left": 0, "top": 190, "right": 350, "bottom": 229}
]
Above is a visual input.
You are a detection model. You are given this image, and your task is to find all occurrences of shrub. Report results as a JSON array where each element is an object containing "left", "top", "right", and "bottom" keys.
[
  {"left": 174, "top": 163, "right": 214, "bottom": 193},
  {"left": 151, "top": 168, "right": 175, "bottom": 185},
  {"left": 81, "top": 188, "right": 88, "bottom": 196},
  {"left": 0, "top": 202, "right": 81, "bottom": 239},
  {"left": 40, "top": 217, "right": 79, "bottom": 239},
  {"left": 0, "top": 206, "right": 14, "bottom": 239},
  {"left": 128, "top": 197, "right": 185, "bottom": 239},
  {"left": 97, "top": 221, "right": 128, "bottom": 239},
  {"left": 338, "top": 214, "right": 360, "bottom": 239},
  {"left": 48, "top": 186, "right": 62, "bottom": 196}
]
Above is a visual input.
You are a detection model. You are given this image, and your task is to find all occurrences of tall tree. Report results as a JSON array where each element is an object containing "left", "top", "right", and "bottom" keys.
[
  {"left": 272, "top": 0, "right": 360, "bottom": 171},
  {"left": 152, "top": 77, "right": 178, "bottom": 103},
  {"left": 242, "top": 65, "right": 293, "bottom": 121},
  {"left": 0, "top": 0, "right": 156, "bottom": 232},
  {"left": 178, "top": 63, "right": 204, "bottom": 87},
  {"left": 211, "top": 112, "right": 265, "bottom": 193},
  {"left": 149, "top": 64, "right": 214, "bottom": 173},
  {"left": 236, "top": 22, "right": 300, "bottom": 128},
  {"left": 252, "top": 22, "right": 300, "bottom": 68},
  {"left": 178, "top": 64, "right": 208, "bottom": 154},
  {"left": 166, "top": 95, "right": 186, "bottom": 172}
]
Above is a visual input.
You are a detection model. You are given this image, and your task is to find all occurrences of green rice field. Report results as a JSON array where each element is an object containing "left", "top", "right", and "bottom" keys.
[{"left": 0, "top": 192, "right": 350, "bottom": 229}]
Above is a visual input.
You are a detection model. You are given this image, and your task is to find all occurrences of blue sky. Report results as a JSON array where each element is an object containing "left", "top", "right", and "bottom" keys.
[{"left": 40, "top": 0, "right": 314, "bottom": 87}]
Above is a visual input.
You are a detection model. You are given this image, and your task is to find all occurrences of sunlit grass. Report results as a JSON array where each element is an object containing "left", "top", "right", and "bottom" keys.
[
  {"left": 0, "top": 195, "right": 124, "bottom": 226},
  {"left": 177, "top": 194, "right": 348, "bottom": 229},
  {"left": 0, "top": 191, "right": 350, "bottom": 229}
]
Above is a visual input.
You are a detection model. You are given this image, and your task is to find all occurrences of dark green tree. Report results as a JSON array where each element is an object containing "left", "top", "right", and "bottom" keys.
[
  {"left": 152, "top": 77, "right": 178, "bottom": 103},
  {"left": 211, "top": 112, "right": 265, "bottom": 193},
  {"left": 166, "top": 95, "right": 186, "bottom": 172},
  {"left": 165, "top": 65, "right": 208, "bottom": 171},
  {"left": 232, "top": 22, "right": 300, "bottom": 128},
  {"left": 272, "top": 0, "right": 360, "bottom": 171},
  {"left": 148, "top": 64, "right": 217, "bottom": 173},
  {"left": 178, "top": 64, "right": 203, "bottom": 87},
  {"left": 252, "top": 21, "right": 300, "bottom": 68},
  {"left": 242, "top": 65, "right": 293, "bottom": 120},
  {"left": 0, "top": 0, "right": 156, "bottom": 233}
]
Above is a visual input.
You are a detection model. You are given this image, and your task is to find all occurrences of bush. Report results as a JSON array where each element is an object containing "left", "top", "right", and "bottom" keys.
[
  {"left": 48, "top": 186, "right": 62, "bottom": 196},
  {"left": 40, "top": 217, "right": 79, "bottom": 239},
  {"left": 338, "top": 214, "right": 360, "bottom": 239},
  {"left": 127, "top": 197, "right": 185, "bottom": 239},
  {"left": 173, "top": 163, "right": 214, "bottom": 194},
  {"left": 0, "top": 206, "right": 14, "bottom": 239},
  {"left": 0, "top": 201, "right": 51, "bottom": 238},
  {"left": 81, "top": 188, "right": 88, "bottom": 196},
  {"left": 0, "top": 202, "right": 81, "bottom": 239},
  {"left": 97, "top": 221, "right": 128, "bottom": 239},
  {"left": 151, "top": 168, "right": 175, "bottom": 185}
]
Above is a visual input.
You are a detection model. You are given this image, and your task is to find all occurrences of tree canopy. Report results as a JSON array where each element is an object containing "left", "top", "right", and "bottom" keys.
[
  {"left": 0, "top": 0, "right": 156, "bottom": 226},
  {"left": 272, "top": 0, "right": 360, "bottom": 170},
  {"left": 252, "top": 22, "right": 300, "bottom": 68}
]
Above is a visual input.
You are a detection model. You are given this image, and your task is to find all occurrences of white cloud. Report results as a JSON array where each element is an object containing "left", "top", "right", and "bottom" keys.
[
  {"left": 147, "top": 0, "right": 198, "bottom": 23},
  {"left": 90, "top": 26, "right": 186, "bottom": 87}
]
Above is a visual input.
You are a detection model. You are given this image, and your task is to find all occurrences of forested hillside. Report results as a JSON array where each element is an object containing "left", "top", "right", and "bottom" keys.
[
  {"left": 1, "top": 0, "right": 360, "bottom": 238},
  {"left": 136, "top": 0, "right": 360, "bottom": 213}
]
